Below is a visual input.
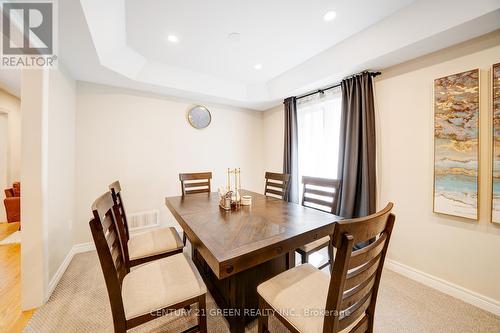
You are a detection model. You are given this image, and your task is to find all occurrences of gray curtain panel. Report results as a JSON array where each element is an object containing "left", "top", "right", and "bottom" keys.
[
  {"left": 283, "top": 97, "right": 299, "bottom": 203},
  {"left": 337, "top": 72, "right": 377, "bottom": 218}
]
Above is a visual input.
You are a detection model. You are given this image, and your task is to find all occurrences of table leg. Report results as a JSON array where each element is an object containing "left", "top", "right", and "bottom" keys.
[
  {"left": 228, "top": 316, "right": 246, "bottom": 333},
  {"left": 286, "top": 250, "right": 296, "bottom": 269}
]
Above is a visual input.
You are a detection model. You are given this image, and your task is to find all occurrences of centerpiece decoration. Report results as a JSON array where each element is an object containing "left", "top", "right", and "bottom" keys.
[{"left": 219, "top": 168, "right": 241, "bottom": 210}]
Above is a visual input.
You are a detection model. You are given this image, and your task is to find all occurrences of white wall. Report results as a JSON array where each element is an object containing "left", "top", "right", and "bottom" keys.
[
  {"left": 20, "top": 67, "right": 77, "bottom": 309},
  {"left": 0, "top": 113, "right": 8, "bottom": 222},
  {"left": 21, "top": 69, "right": 48, "bottom": 309},
  {"left": 261, "top": 32, "right": 500, "bottom": 307},
  {"left": 0, "top": 89, "right": 21, "bottom": 185},
  {"left": 74, "top": 83, "right": 264, "bottom": 244},
  {"left": 46, "top": 68, "right": 76, "bottom": 281}
]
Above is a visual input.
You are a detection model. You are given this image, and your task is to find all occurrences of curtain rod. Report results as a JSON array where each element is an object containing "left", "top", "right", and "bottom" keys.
[{"left": 295, "top": 71, "right": 381, "bottom": 101}]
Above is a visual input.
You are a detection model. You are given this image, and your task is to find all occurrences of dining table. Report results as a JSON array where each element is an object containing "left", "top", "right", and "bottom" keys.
[{"left": 165, "top": 189, "right": 340, "bottom": 333}]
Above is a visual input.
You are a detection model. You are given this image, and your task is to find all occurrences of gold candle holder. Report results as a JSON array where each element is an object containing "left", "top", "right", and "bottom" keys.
[{"left": 226, "top": 168, "right": 241, "bottom": 209}]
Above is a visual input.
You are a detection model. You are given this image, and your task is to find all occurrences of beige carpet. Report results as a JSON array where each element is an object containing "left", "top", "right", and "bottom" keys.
[{"left": 24, "top": 251, "right": 500, "bottom": 332}]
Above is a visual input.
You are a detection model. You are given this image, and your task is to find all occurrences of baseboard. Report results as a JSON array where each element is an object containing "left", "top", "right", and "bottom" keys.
[
  {"left": 385, "top": 259, "right": 500, "bottom": 316},
  {"left": 72, "top": 241, "right": 95, "bottom": 254},
  {"left": 45, "top": 242, "right": 96, "bottom": 302}
]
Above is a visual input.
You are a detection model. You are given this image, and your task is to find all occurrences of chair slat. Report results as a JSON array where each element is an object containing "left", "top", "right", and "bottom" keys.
[
  {"left": 332, "top": 203, "right": 393, "bottom": 247},
  {"left": 184, "top": 182, "right": 210, "bottom": 188},
  {"left": 106, "top": 228, "right": 118, "bottom": 249},
  {"left": 185, "top": 189, "right": 211, "bottom": 195},
  {"left": 348, "top": 233, "right": 387, "bottom": 269},
  {"left": 111, "top": 241, "right": 122, "bottom": 263},
  {"left": 109, "top": 180, "right": 122, "bottom": 193},
  {"left": 341, "top": 273, "right": 376, "bottom": 310},
  {"left": 267, "top": 181, "right": 285, "bottom": 189},
  {"left": 265, "top": 172, "right": 289, "bottom": 181},
  {"left": 302, "top": 176, "right": 341, "bottom": 188},
  {"left": 339, "top": 293, "right": 372, "bottom": 330},
  {"left": 92, "top": 192, "right": 115, "bottom": 221},
  {"left": 179, "top": 172, "right": 212, "bottom": 181},
  {"left": 303, "top": 196, "right": 332, "bottom": 207},
  {"left": 266, "top": 188, "right": 284, "bottom": 197},
  {"left": 349, "top": 314, "right": 368, "bottom": 333},
  {"left": 102, "top": 215, "right": 113, "bottom": 232},
  {"left": 344, "top": 254, "right": 381, "bottom": 291},
  {"left": 304, "top": 188, "right": 335, "bottom": 197}
]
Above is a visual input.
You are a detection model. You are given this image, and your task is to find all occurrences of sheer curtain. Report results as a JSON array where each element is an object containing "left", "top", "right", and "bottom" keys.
[{"left": 297, "top": 88, "right": 342, "bottom": 201}]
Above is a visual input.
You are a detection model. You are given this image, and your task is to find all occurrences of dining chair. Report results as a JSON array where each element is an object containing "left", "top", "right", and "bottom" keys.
[
  {"left": 109, "top": 181, "right": 183, "bottom": 267},
  {"left": 296, "top": 176, "right": 341, "bottom": 271},
  {"left": 179, "top": 172, "right": 212, "bottom": 245},
  {"left": 264, "top": 172, "right": 290, "bottom": 200},
  {"left": 89, "top": 191, "right": 207, "bottom": 333},
  {"left": 257, "top": 203, "right": 395, "bottom": 333},
  {"left": 179, "top": 172, "right": 212, "bottom": 196}
]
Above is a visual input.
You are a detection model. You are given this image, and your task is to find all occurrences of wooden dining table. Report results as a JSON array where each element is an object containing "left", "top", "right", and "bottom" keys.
[{"left": 165, "top": 189, "right": 340, "bottom": 333}]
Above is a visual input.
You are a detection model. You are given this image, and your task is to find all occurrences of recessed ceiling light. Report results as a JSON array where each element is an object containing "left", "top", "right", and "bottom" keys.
[
  {"left": 167, "top": 34, "right": 179, "bottom": 43},
  {"left": 253, "top": 64, "right": 263, "bottom": 70},
  {"left": 227, "top": 32, "right": 241, "bottom": 43},
  {"left": 323, "top": 11, "right": 337, "bottom": 22}
]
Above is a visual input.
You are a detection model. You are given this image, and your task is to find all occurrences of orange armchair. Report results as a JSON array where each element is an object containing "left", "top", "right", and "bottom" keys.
[{"left": 4, "top": 182, "right": 20, "bottom": 223}]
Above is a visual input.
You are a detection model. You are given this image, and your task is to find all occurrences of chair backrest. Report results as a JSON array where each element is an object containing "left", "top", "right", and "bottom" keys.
[
  {"left": 109, "top": 180, "right": 129, "bottom": 240},
  {"left": 323, "top": 203, "right": 395, "bottom": 333},
  {"left": 89, "top": 192, "right": 128, "bottom": 327},
  {"left": 301, "top": 176, "right": 341, "bottom": 214},
  {"left": 264, "top": 172, "right": 290, "bottom": 200},
  {"left": 179, "top": 172, "right": 212, "bottom": 196}
]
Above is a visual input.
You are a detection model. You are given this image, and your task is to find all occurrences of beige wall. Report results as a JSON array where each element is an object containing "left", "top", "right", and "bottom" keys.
[
  {"left": 376, "top": 39, "right": 500, "bottom": 302},
  {"left": 261, "top": 33, "right": 500, "bottom": 305},
  {"left": 74, "top": 83, "right": 265, "bottom": 244},
  {"left": 262, "top": 105, "right": 284, "bottom": 174}
]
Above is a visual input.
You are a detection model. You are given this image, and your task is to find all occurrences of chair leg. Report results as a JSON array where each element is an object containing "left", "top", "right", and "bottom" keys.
[
  {"left": 300, "top": 251, "right": 307, "bottom": 264},
  {"left": 328, "top": 243, "right": 334, "bottom": 273},
  {"left": 258, "top": 296, "right": 269, "bottom": 333},
  {"left": 198, "top": 294, "right": 207, "bottom": 333},
  {"left": 183, "top": 232, "right": 187, "bottom": 246}
]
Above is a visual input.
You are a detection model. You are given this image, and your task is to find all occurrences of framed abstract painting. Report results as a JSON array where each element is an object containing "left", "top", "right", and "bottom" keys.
[
  {"left": 492, "top": 63, "right": 500, "bottom": 223},
  {"left": 433, "top": 69, "right": 479, "bottom": 220}
]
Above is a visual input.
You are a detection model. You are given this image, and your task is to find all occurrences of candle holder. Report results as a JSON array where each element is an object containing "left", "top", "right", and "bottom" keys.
[{"left": 221, "top": 168, "right": 241, "bottom": 210}]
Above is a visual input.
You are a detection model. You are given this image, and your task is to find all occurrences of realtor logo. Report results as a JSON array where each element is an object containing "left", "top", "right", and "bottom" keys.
[{"left": 1, "top": 0, "right": 58, "bottom": 68}]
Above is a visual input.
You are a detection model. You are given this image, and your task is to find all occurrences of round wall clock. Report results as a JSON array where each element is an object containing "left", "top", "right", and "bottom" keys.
[{"left": 187, "top": 105, "right": 211, "bottom": 129}]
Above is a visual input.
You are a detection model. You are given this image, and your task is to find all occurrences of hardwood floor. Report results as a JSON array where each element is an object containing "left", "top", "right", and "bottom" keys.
[{"left": 0, "top": 222, "right": 33, "bottom": 333}]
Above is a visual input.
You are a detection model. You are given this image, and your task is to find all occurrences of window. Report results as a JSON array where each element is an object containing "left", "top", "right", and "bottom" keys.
[{"left": 297, "top": 88, "right": 342, "bottom": 200}]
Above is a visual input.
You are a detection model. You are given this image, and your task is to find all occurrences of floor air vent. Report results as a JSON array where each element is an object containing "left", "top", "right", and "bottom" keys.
[{"left": 128, "top": 210, "right": 159, "bottom": 231}]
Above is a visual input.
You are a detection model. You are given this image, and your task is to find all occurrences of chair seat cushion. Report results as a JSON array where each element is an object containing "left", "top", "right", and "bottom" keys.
[
  {"left": 299, "top": 236, "right": 330, "bottom": 252},
  {"left": 257, "top": 264, "right": 361, "bottom": 333},
  {"left": 128, "top": 227, "right": 183, "bottom": 261},
  {"left": 122, "top": 253, "right": 206, "bottom": 319}
]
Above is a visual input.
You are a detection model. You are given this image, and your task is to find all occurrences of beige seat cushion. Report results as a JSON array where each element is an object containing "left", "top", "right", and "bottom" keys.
[
  {"left": 299, "top": 236, "right": 330, "bottom": 252},
  {"left": 257, "top": 264, "right": 362, "bottom": 333},
  {"left": 122, "top": 253, "right": 206, "bottom": 319},
  {"left": 128, "top": 227, "right": 183, "bottom": 261}
]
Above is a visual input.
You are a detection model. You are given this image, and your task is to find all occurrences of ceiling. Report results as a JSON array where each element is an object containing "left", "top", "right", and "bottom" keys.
[
  {"left": 2, "top": 0, "right": 500, "bottom": 110},
  {"left": 124, "top": 0, "right": 413, "bottom": 84}
]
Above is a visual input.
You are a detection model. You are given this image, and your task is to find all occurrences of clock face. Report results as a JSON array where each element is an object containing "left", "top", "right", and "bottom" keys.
[{"left": 188, "top": 105, "right": 211, "bottom": 129}]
